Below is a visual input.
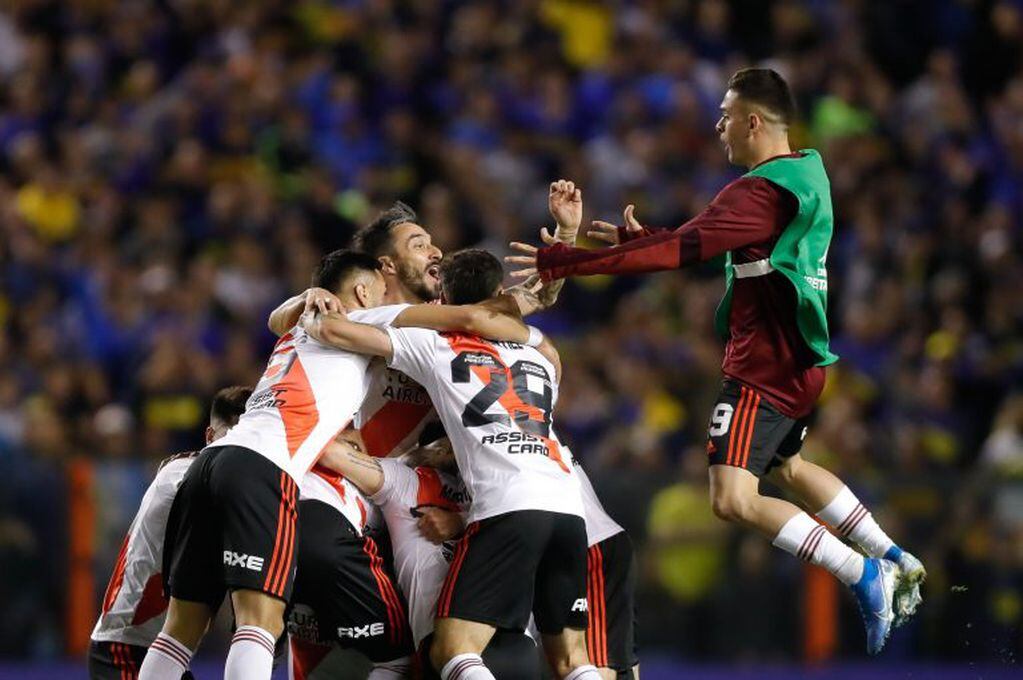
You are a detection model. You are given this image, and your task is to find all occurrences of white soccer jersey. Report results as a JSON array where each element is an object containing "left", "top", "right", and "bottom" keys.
[
  {"left": 91, "top": 455, "right": 195, "bottom": 647},
  {"left": 370, "top": 457, "right": 470, "bottom": 647},
  {"left": 355, "top": 361, "right": 436, "bottom": 459},
  {"left": 567, "top": 449, "right": 625, "bottom": 546},
  {"left": 386, "top": 328, "right": 584, "bottom": 523},
  {"left": 299, "top": 466, "right": 375, "bottom": 536},
  {"left": 216, "top": 305, "right": 407, "bottom": 483}
]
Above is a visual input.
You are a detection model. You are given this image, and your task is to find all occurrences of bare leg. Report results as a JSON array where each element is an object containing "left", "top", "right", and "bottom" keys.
[
  {"left": 138, "top": 598, "right": 211, "bottom": 679},
  {"left": 430, "top": 617, "right": 497, "bottom": 675},
  {"left": 162, "top": 598, "right": 214, "bottom": 650},
  {"left": 541, "top": 628, "right": 597, "bottom": 680},
  {"left": 224, "top": 589, "right": 287, "bottom": 680},
  {"left": 230, "top": 588, "right": 286, "bottom": 636},
  {"left": 764, "top": 454, "right": 845, "bottom": 513},
  {"left": 708, "top": 464, "right": 801, "bottom": 536}
]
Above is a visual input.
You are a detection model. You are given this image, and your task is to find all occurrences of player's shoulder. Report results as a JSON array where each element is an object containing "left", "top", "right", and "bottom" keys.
[
  {"left": 349, "top": 303, "right": 412, "bottom": 327},
  {"left": 157, "top": 450, "right": 199, "bottom": 472}
]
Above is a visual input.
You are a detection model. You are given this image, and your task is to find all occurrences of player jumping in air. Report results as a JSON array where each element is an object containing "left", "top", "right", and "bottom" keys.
[{"left": 506, "top": 68, "right": 924, "bottom": 655}]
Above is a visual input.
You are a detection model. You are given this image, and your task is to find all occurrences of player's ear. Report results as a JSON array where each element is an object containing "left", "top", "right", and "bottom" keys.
[
  {"left": 354, "top": 282, "right": 369, "bottom": 308},
  {"left": 377, "top": 255, "right": 397, "bottom": 275},
  {"left": 205, "top": 425, "right": 216, "bottom": 445}
]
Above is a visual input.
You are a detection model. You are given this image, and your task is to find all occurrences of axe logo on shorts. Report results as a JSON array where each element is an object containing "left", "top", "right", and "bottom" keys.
[
  {"left": 223, "top": 550, "right": 265, "bottom": 572},
  {"left": 338, "top": 622, "right": 385, "bottom": 639},
  {"left": 571, "top": 598, "right": 588, "bottom": 613}
]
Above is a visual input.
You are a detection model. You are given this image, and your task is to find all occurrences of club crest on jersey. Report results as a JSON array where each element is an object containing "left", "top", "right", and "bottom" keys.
[{"left": 223, "top": 550, "right": 265, "bottom": 572}]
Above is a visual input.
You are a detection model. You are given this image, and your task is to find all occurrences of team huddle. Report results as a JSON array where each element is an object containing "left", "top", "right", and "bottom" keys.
[
  {"left": 89, "top": 68, "right": 925, "bottom": 680},
  {"left": 90, "top": 181, "right": 637, "bottom": 680}
]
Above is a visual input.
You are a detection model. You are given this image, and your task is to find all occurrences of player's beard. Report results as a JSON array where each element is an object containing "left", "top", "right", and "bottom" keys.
[{"left": 396, "top": 260, "right": 440, "bottom": 302}]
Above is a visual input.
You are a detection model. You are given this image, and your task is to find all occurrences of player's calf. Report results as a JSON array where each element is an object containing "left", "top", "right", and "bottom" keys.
[
  {"left": 430, "top": 617, "right": 497, "bottom": 678},
  {"left": 225, "top": 590, "right": 287, "bottom": 680},
  {"left": 541, "top": 628, "right": 598, "bottom": 680}
]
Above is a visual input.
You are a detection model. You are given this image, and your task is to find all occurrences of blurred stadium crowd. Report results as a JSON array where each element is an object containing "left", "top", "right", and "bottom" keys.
[{"left": 0, "top": 0, "right": 1021, "bottom": 666}]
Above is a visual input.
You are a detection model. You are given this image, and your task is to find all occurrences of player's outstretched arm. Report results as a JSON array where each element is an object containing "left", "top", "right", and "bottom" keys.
[
  {"left": 392, "top": 297, "right": 531, "bottom": 343},
  {"left": 506, "top": 178, "right": 782, "bottom": 281},
  {"left": 268, "top": 288, "right": 344, "bottom": 336},
  {"left": 587, "top": 204, "right": 651, "bottom": 246},
  {"left": 301, "top": 311, "right": 395, "bottom": 360},
  {"left": 317, "top": 438, "right": 384, "bottom": 495},
  {"left": 505, "top": 179, "right": 581, "bottom": 315}
]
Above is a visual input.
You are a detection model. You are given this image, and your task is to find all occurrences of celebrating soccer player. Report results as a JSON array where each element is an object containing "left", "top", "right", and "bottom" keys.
[
  {"left": 90, "top": 386, "right": 250, "bottom": 680},
  {"left": 506, "top": 67, "right": 925, "bottom": 655}
]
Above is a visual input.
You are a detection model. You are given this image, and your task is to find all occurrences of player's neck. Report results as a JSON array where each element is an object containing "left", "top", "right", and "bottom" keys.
[
  {"left": 383, "top": 279, "right": 427, "bottom": 305},
  {"left": 339, "top": 294, "right": 366, "bottom": 311},
  {"left": 746, "top": 138, "right": 793, "bottom": 170}
]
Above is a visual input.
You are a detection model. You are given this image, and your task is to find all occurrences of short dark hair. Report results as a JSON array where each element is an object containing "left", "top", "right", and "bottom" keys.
[
  {"left": 312, "top": 249, "right": 382, "bottom": 294},
  {"left": 352, "top": 201, "right": 418, "bottom": 258},
  {"left": 727, "top": 68, "right": 796, "bottom": 125},
  {"left": 439, "top": 249, "right": 503, "bottom": 305},
  {"left": 209, "top": 386, "right": 252, "bottom": 428}
]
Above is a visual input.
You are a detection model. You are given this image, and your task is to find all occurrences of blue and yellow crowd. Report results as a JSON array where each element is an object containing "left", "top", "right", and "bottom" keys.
[{"left": 0, "top": 0, "right": 1020, "bottom": 664}]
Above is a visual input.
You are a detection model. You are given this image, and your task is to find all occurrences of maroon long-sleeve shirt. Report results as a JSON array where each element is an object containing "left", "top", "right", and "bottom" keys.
[{"left": 537, "top": 165, "right": 825, "bottom": 418}]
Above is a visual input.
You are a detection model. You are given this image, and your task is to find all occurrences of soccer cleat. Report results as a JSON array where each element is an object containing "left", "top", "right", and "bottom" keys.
[
  {"left": 850, "top": 557, "right": 897, "bottom": 655},
  {"left": 891, "top": 551, "right": 926, "bottom": 627}
]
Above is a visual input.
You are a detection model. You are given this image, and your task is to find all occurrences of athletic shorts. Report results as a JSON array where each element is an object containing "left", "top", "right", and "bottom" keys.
[
  {"left": 87, "top": 639, "right": 194, "bottom": 680},
  {"left": 288, "top": 499, "right": 412, "bottom": 663},
  {"left": 418, "top": 631, "right": 540, "bottom": 680},
  {"left": 163, "top": 445, "right": 299, "bottom": 608},
  {"left": 586, "top": 531, "right": 638, "bottom": 674},
  {"left": 437, "top": 510, "right": 588, "bottom": 634},
  {"left": 706, "top": 380, "right": 811, "bottom": 478}
]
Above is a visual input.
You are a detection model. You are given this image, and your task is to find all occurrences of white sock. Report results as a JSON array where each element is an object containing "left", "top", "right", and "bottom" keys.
[
  {"left": 139, "top": 632, "right": 192, "bottom": 679},
  {"left": 564, "top": 664, "right": 603, "bottom": 680},
  {"left": 772, "top": 512, "right": 864, "bottom": 585},
  {"left": 440, "top": 653, "right": 496, "bottom": 680},
  {"left": 368, "top": 655, "right": 413, "bottom": 680},
  {"left": 817, "top": 486, "right": 896, "bottom": 558},
  {"left": 225, "top": 625, "right": 276, "bottom": 680}
]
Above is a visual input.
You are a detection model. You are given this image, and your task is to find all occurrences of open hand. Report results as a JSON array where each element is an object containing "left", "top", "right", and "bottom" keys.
[
  {"left": 587, "top": 204, "right": 643, "bottom": 246},
  {"left": 505, "top": 226, "right": 560, "bottom": 279},
  {"left": 548, "top": 179, "right": 582, "bottom": 236}
]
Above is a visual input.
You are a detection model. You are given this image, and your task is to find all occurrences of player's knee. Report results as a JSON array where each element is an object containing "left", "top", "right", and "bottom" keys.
[
  {"left": 774, "top": 456, "right": 802, "bottom": 487},
  {"left": 231, "top": 590, "right": 286, "bottom": 639},
  {"left": 711, "top": 491, "right": 752, "bottom": 523}
]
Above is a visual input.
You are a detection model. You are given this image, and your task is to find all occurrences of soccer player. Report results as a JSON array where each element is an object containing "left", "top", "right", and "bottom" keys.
[
  {"left": 140, "top": 252, "right": 538, "bottom": 680},
  {"left": 506, "top": 68, "right": 924, "bottom": 654},
  {"left": 280, "top": 252, "right": 417, "bottom": 680},
  {"left": 301, "top": 248, "right": 603, "bottom": 680},
  {"left": 316, "top": 421, "right": 542, "bottom": 680},
  {"left": 89, "top": 386, "right": 250, "bottom": 680},
  {"left": 566, "top": 448, "right": 638, "bottom": 680}
]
